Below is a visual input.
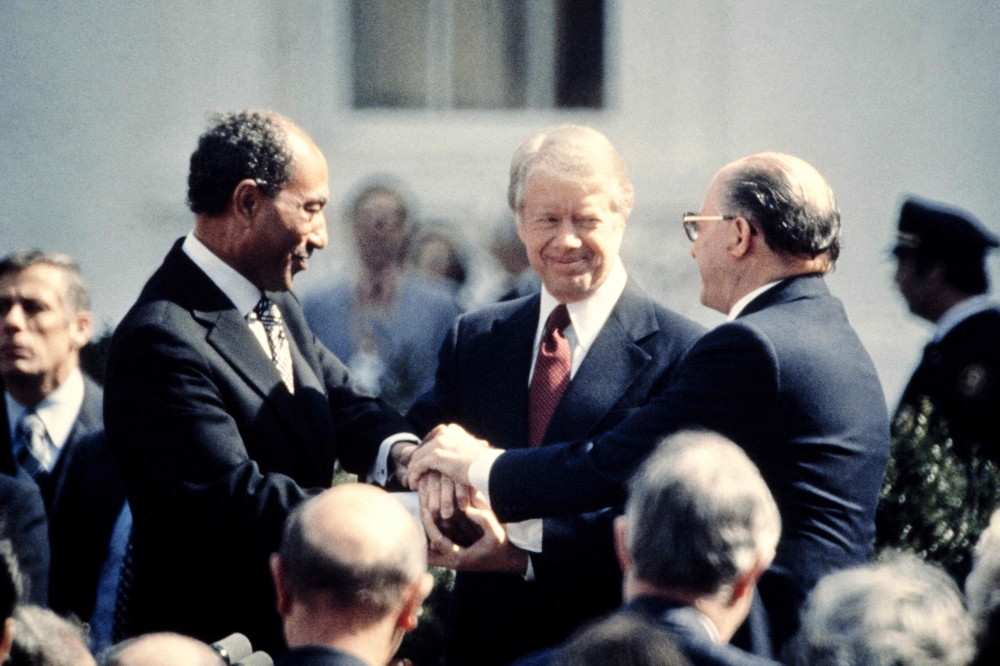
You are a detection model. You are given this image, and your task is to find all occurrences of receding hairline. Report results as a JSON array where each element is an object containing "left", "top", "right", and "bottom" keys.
[
  {"left": 0, "top": 251, "right": 91, "bottom": 314},
  {"left": 720, "top": 152, "right": 836, "bottom": 218}
]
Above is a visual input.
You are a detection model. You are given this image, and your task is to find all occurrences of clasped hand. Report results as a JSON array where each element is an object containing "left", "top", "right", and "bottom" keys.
[{"left": 392, "top": 424, "right": 528, "bottom": 573}]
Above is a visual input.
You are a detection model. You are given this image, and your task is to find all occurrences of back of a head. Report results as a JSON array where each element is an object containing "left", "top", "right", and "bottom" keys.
[
  {"left": 279, "top": 484, "right": 427, "bottom": 627},
  {"left": 555, "top": 613, "right": 691, "bottom": 666},
  {"left": 508, "top": 125, "right": 634, "bottom": 219},
  {"left": 787, "top": 553, "right": 975, "bottom": 666},
  {"left": 625, "top": 430, "right": 780, "bottom": 596},
  {"left": 966, "top": 509, "right": 1000, "bottom": 663},
  {"left": 100, "top": 633, "right": 226, "bottom": 666},
  {"left": 721, "top": 152, "right": 841, "bottom": 263},
  {"left": 10, "top": 606, "right": 95, "bottom": 666}
]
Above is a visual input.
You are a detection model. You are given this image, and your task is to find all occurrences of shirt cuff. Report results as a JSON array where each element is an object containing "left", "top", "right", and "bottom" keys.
[
  {"left": 523, "top": 554, "right": 536, "bottom": 581},
  {"left": 506, "top": 518, "right": 542, "bottom": 553},
  {"left": 468, "top": 448, "right": 504, "bottom": 506},
  {"left": 367, "top": 433, "right": 420, "bottom": 486}
]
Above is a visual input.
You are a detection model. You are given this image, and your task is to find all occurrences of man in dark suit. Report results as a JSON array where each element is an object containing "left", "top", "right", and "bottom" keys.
[
  {"left": 409, "top": 152, "right": 890, "bottom": 651},
  {"left": 405, "top": 125, "right": 704, "bottom": 665},
  {"left": 514, "top": 430, "right": 783, "bottom": 666},
  {"left": 892, "top": 197, "right": 1000, "bottom": 462},
  {"left": 0, "top": 250, "right": 127, "bottom": 627},
  {"left": 270, "top": 484, "right": 432, "bottom": 666},
  {"left": 103, "top": 112, "right": 417, "bottom": 653}
]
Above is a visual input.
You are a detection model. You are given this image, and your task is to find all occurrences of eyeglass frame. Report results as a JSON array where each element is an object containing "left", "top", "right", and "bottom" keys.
[{"left": 682, "top": 213, "right": 736, "bottom": 242}]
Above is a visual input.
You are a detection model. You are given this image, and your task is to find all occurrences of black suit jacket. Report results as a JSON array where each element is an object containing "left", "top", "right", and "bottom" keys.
[
  {"left": 103, "top": 240, "right": 412, "bottom": 653},
  {"left": 0, "top": 376, "right": 125, "bottom": 619},
  {"left": 275, "top": 646, "right": 368, "bottom": 666},
  {"left": 512, "top": 596, "right": 782, "bottom": 666},
  {"left": 0, "top": 470, "right": 49, "bottom": 605},
  {"left": 408, "top": 282, "right": 705, "bottom": 666},
  {"left": 896, "top": 307, "right": 1000, "bottom": 461},
  {"left": 489, "top": 275, "right": 891, "bottom": 648}
]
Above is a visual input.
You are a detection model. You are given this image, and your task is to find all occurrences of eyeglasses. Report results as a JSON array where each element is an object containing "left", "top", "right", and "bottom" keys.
[{"left": 682, "top": 213, "right": 736, "bottom": 242}]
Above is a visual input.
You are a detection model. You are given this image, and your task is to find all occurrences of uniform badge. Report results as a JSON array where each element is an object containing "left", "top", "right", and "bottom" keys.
[{"left": 958, "top": 364, "right": 988, "bottom": 398}]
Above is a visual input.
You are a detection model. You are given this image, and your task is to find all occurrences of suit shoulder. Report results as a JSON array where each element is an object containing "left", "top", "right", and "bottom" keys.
[{"left": 455, "top": 296, "right": 534, "bottom": 331}]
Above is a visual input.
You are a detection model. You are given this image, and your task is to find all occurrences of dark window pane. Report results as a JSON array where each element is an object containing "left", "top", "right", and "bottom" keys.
[
  {"left": 555, "top": 0, "right": 604, "bottom": 108},
  {"left": 353, "top": 0, "right": 429, "bottom": 108},
  {"left": 453, "top": 0, "right": 527, "bottom": 108}
]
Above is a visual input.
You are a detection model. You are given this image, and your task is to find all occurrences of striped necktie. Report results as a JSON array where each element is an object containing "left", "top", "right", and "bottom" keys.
[{"left": 252, "top": 296, "right": 295, "bottom": 393}]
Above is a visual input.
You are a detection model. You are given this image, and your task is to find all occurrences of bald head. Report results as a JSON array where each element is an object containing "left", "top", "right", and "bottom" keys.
[
  {"left": 716, "top": 152, "right": 841, "bottom": 263},
  {"left": 101, "top": 633, "right": 224, "bottom": 666},
  {"left": 278, "top": 485, "right": 426, "bottom": 623}
]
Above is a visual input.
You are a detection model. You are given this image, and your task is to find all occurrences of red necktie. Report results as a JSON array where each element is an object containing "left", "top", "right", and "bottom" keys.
[{"left": 528, "top": 304, "right": 572, "bottom": 448}]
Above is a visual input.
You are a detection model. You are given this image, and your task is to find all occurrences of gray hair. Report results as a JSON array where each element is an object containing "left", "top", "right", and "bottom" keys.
[
  {"left": 625, "top": 430, "right": 781, "bottom": 595},
  {"left": 9, "top": 606, "right": 93, "bottom": 666},
  {"left": 508, "top": 125, "right": 634, "bottom": 220},
  {"left": 722, "top": 154, "right": 841, "bottom": 263},
  {"left": 786, "top": 553, "right": 975, "bottom": 666},
  {"left": 966, "top": 509, "right": 1000, "bottom": 655},
  {"left": 279, "top": 493, "right": 426, "bottom": 623},
  {"left": 0, "top": 249, "right": 90, "bottom": 313}
]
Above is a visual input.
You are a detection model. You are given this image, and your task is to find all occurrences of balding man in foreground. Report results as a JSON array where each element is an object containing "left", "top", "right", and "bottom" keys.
[
  {"left": 269, "top": 484, "right": 432, "bottom": 666},
  {"left": 100, "top": 633, "right": 225, "bottom": 666},
  {"left": 410, "top": 152, "right": 890, "bottom": 651}
]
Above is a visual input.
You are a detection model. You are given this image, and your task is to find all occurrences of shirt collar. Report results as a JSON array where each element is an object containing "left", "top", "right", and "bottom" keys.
[
  {"left": 182, "top": 232, "right": 263, "bottom": 317},
  {"left": 5, "top": 368, "right": 85, "bottom": 451},
  {"left": 727, "top": 280, "right": 783, "bottom": 321},
  {"left": 933, "top": 294, "right": 997, "bottom": 342},
  {"left": 537, "top": 258, "right": 628, "bottom": 352}
]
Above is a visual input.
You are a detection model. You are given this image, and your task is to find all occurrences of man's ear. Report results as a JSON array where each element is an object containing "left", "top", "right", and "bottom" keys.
[
  {"left": 728, "top": 551, "right": 773, "bottom": 607},
  {"left": 69, "top": 309, "right": 93, "bottom": 351},
  {"left": 613, "top": 516, "right": 631, "bottom": 574},
  {"left": 270, "top": 554, "right": 292, "bottom": 615},
  {"left": 729, "top": 217, "right": 756, "bottom": 259},
  {"left": 0, "top": 617, "right": 14, "bottom": 663},
  {"left": 232, "top": 179, "right": 263, "bottom": 226},
  {"left": 398, "top": 572, "right": 434, "bottom": 633}
]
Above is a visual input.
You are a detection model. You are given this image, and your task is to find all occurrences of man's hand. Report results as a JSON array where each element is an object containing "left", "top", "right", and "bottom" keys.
[
  {"left": 407, "top": 424, "right": 493, "bottom": 489},
  {"left": 425, "top": 497, "right": 530, "bottom": 574},
  {"left": 390, "top": 440, "right": 419, "bottom": 486}
]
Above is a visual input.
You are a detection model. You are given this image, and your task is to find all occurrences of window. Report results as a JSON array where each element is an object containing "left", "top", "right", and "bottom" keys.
[{"left": 352, "top": 0, "right": 604, "bottom": 110}]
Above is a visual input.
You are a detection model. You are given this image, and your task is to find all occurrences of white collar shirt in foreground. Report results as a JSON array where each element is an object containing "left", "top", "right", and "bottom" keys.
[
  {"left": 932, "top": 294, "right": 997, "bottom": 343},
  {"left": 6, "top": 367, "right": 86, "bottom": 470},
  {"left": 182, "top": 232, "right": 416, "bottom": 484},
  {"left": 727, "top": 280, "right": 782, "bottom": 321}
]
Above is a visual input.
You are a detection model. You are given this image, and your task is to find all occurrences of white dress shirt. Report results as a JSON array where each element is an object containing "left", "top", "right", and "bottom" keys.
[
  {"left": 6, "top": 368, "right": 85, "bottom": 472},
  {"left": 469, "top": 259, "right": 629, "bottom": 563},
  {"left": 181, "top": 233, "right": 415, "bottom": 485},
  {"left": 932, "top": 294, "right": 997, "bottom": 343}
]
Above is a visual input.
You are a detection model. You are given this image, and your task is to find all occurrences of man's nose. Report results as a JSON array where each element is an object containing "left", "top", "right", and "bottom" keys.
[
  {"left": 309, "top": 216, "right": 329, "bottom": 251},
  {"left": 552, "top": 219, "right": 583, "bottom": 248},
  {"left": 1, "top": 303, "right": 25, "bottom": 331}
]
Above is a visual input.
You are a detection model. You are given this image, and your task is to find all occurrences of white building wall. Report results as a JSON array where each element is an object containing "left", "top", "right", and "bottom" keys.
[{"left": 2, "top": 0, "right": 999, "bottom": 402}]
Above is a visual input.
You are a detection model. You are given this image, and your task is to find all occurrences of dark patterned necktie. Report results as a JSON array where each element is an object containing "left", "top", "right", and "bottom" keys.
[
  {"left": 15, "top": 411, "right": 51, "bottom": 477},
  {"left": 252, "top": 296, "right": 295, "bottom": 393},
  {"left": 528, "top": 304, "right": 572, "bottom": 448}
]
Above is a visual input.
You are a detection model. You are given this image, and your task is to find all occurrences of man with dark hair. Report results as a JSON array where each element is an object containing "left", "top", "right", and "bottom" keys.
[
  {"left": 104, "top": 111, "right": 418, "bottom": 653},
  {"left": 892, "top": 197, "right": 1000, "bottom": 462},
  {"left": 410, "top": 151, "right": 890, "bottom": 653},
  {"left": 302, "top": 180, "right": 460, "bottom": 410},
  {"left": 269, "top": 484, "right": 432, "bottom": 666},
  {"left": 516, "top": 431, "right": 782, "bottom": 666},
  {"left": 0, "top": 249, "right": 127, "bottom": 636}
]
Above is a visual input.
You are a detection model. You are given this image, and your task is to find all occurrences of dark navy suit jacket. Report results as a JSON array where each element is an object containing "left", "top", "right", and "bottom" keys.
[
  {"left": 512, "top": 596, "right": 782, "bottom": 666},
  {"left": 104, "top": 240, "right": 411, "bottom": 653},
  {"left": 275, "top": 646, "right": 368, "bottom": 666},
  {"left": 408, "top": 281, "right": 704, "bottom": 666},
  {"left": 0, "top": 469, "right": 49, "bottom": 605},
  {"left": 0, "top": 376, "right": 125, "bottom": 619},
  {"left": 488, "top": 275, "right": 891, "bottom": 648}
]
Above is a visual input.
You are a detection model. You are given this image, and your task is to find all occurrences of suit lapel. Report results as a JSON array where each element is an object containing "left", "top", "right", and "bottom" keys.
[
  {"left": 544, "top": 283, "right": 656, "bottom": 444},
  {"left": 490, "top": 296, "right": 538, "bottom": 450}
]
